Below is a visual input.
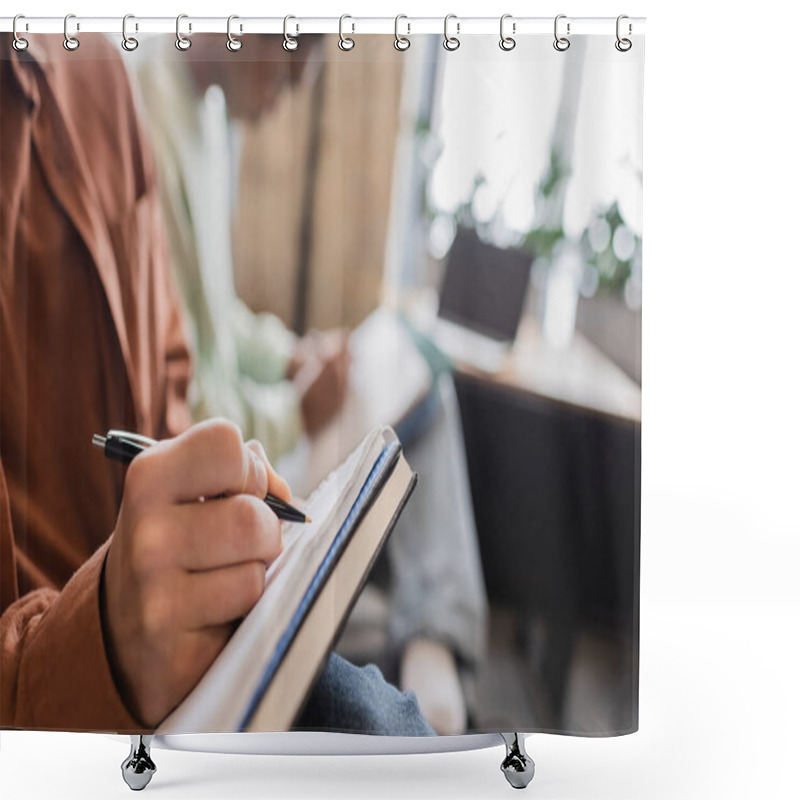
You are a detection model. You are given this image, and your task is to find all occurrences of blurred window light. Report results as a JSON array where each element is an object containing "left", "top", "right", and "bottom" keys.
[
  {"left": 429, "top": 37, "right": 641, "bottom": 254},
  {"left": 503, "top": 178, "right": 536, "bottom": 235},
  {"left": 428, "top": 214, "right": 457, "bottom": 260},
  {"left": 393, "top": 35, "right": 642, "bottom": 296},
  {"left": 624, "top": 275, "right": 642, "bottom": 310},
  {"left": 580, "top": 264, "right": 600, "bottom": 298},
  {"left": 588, "top": 217, "right": 612, "bottom": 254},
  {"left": 472, "top": 182, "right": 499, "bottom": 224},
  {"left": 612, "top": 224, "right": 636, "bottom": 262}
]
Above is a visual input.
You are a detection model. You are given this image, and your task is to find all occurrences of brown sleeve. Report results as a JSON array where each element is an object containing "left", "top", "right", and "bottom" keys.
[{"left": 1, "top": 462, "right": 145, "bottom": 732}]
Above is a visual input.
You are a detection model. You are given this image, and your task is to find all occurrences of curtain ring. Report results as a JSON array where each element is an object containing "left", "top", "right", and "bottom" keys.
[
  {"left": 394, "top": 15, "right": 410, "bottom": 51},
  {"left": 175, "top": 14, "right": 191, "bottom": 51},
  {"left": 121, "top": 14, "right": 139, "bottom": 51},
  {"left": 553, "top": 14, "right": 570, "bottom": 51},
  {"left": 339, "top": 14, "right": 355, "bottom": 51},
  {"left": 283, "top": 15, "right": 299, "bottom": 51},
  {"left": 443, "top": 14, "right": 460, "bottom": 51},
  {"left": 226, "top": 14, "right": 243, "bottom": 52},
  {"left": 63, "top": 14, "right": 80, "bottom": 51},
  {"left": 12, "top": 14, "right": 29, "bottom": 51},
  {"left": 499, "top": 14, "right": 516, "bottom": 51},
  {"left": 615, "top": 14, "right": 632, "bottom": 52}
]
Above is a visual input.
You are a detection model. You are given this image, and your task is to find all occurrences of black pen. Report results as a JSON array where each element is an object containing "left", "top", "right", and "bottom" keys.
[{"left": 92, "top": 430, "right": 310, "bottom": 524}]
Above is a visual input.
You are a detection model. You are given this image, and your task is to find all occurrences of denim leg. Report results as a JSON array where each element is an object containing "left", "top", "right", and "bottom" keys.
[
  {"left": 387, "top": 374, "right": 488, "bottom": 668},
  {"left": 294, "top": 652, "right": 436, "bottom": 736}
]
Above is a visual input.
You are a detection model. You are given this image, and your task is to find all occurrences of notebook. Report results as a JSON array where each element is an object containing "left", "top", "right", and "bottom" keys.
[{"left": 158, "top": 426, "right": 417, "bottom": 734}]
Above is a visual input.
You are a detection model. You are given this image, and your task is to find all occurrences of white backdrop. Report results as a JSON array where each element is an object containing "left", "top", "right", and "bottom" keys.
[{"left": 2, "top": 1, "right": 799, "bottom": 798}]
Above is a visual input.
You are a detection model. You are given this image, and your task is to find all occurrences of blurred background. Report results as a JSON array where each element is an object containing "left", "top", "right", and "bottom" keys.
[{"left": 133, "top": 33, "right": 642, "bottom": 736}]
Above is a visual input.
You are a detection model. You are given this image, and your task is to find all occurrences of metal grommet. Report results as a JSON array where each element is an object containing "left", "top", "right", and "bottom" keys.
[
  {"left": 121, "top": 14, "right": 139, "bottom": 51},
  {"left": 63, "top": 13, "right": 80, "bottom": 51},
  {"left": 553, "top": 14, "right": 570, "bottom": 52},
  {"left": 175, "top": 13, "right": 191, "bottom": 51},
  {"left": 338, "top": 14, "right": 355, "bottom": 51},
  {"left": 226, "top": 14, "right": 242, "bottom": 52},
  {"left": 499, "top": 13, "right": 516, "bottom": 51},
  {"left": 394, "top": 14, "right": 410, "bottom": 51},
  {"left": 283, "top": 15, "right": 299, "bottom": 51},
  {"left": 443, "top": 14, "right": 460, "bottom": 51},
  {"left": 12, "top": 14, "right": 29, "bottom": 51},
  {"left": 615, "top": 14, "right": 632, "bottom": 52}
]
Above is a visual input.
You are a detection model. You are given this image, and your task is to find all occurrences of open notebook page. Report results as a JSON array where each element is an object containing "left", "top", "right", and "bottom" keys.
[{"left": 159, "top": 426, "right": 389, "bottom": 734}]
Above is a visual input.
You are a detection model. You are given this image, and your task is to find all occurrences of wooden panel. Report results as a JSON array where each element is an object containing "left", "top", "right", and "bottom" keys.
[
  {"left": 306, "top": 38, "right": 404, "bottom": 331},
  {"left": 233, "top": 71, "right": 313, "bottom": 326},
  {"left": 233, "top": 37, "right": 404, "bottom": 332}
]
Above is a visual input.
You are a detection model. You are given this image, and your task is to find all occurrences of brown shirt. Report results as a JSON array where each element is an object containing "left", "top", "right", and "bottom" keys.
[{"left": 1, "top": 35, "right": 192, "bottom": 731}]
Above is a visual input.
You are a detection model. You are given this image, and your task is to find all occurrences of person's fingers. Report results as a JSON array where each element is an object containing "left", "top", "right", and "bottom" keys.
[
  {"left": 246, "top": 439, "right": 292, "bottom": 502},
  {"left": 125, "top": 418, "right": 267, "bottom": 505},
  {"left": 334, "top": 347, "right": 349, "bottom": 398},
  {"left": 327, "top": 357, "right": 346, "bottom": 402},
  {"left": 287, "top": 335, "right": 317, "bottom": 378},
  {"left": 314, "top": 330, "right": 335, "bottom": 358},
  {"left": 293, "top": 356, "right": 322, "bottom": 395},
  {"left": 343, "top": 333, "right": 353, "bottom": 366},
  {"left": 182, "top": 624, "right": 233, "bottom": 670},
  {"left": 177, "top": 561, "right": 269, "bottom": 629},
  {"left": 321, "top": 332, "right": 349, "bottom": 370},
  {"left": 307, "top": 328, "right": 323, "bottom": 355},
  {"left": 165, "top": 494, "right": 283, "bottom": 572}
]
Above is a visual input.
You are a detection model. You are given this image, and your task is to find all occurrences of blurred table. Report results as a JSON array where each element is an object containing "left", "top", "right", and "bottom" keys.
[
  {"left": 399, "top": 289, "right": 641, "bottom": 726},
  {"left": 401, "top": 287, "right": 640, "bottom": 424}
]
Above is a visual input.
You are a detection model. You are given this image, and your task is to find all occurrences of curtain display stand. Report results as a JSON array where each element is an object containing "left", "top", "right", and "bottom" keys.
[
  {"left": 121, "top": 732, "right": 534, "bottom": 790},
  {"left": 2, "top": 15, "right": 645, "bottom": 36},
  {"left": 1, "top": 13, "right": 642, "bottom": 794}
]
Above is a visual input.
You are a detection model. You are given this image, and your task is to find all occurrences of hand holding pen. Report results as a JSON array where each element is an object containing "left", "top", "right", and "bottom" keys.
[
  {"left": 99, "top": 419, "right": 295, "bottom": 727},
  {"left": 94, "top": 429, "right": 309, "bottom": 523}
]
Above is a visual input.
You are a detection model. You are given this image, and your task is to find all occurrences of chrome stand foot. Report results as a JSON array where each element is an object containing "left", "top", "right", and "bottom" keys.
[
  {"left": 121, "top": 735, "right": 156, "bottom": 791},
  {"left": 500, "top": 733, "right": 535, "bottom": 789}
]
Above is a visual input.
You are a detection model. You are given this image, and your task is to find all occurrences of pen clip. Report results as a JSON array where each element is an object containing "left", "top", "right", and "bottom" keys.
[{"left": 107, "top": 430, "right": 158, "bottom": 448}]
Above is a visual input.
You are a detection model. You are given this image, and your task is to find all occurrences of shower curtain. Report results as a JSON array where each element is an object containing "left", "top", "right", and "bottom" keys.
[{"left": 0, "top": 22, "right": 643, "bottom": 742}]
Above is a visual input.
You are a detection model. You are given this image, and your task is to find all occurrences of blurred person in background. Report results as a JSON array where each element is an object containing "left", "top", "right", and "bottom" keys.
[{"left": 130, "top": 34, "right": 487, "bottom": 733}]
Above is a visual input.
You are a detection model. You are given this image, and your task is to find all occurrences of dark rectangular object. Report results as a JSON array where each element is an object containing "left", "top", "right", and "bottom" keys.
[{"left": 438, "top": 227, "right": 533, "bottom": 342}]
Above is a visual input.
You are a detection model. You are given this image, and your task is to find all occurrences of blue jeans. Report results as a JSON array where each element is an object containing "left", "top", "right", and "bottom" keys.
[
  {"left": 294, "top": 652, "right": 436, "bottom": 736},
  {"left": 387, "top": 374, "right": 487, "bottom": 668}
]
